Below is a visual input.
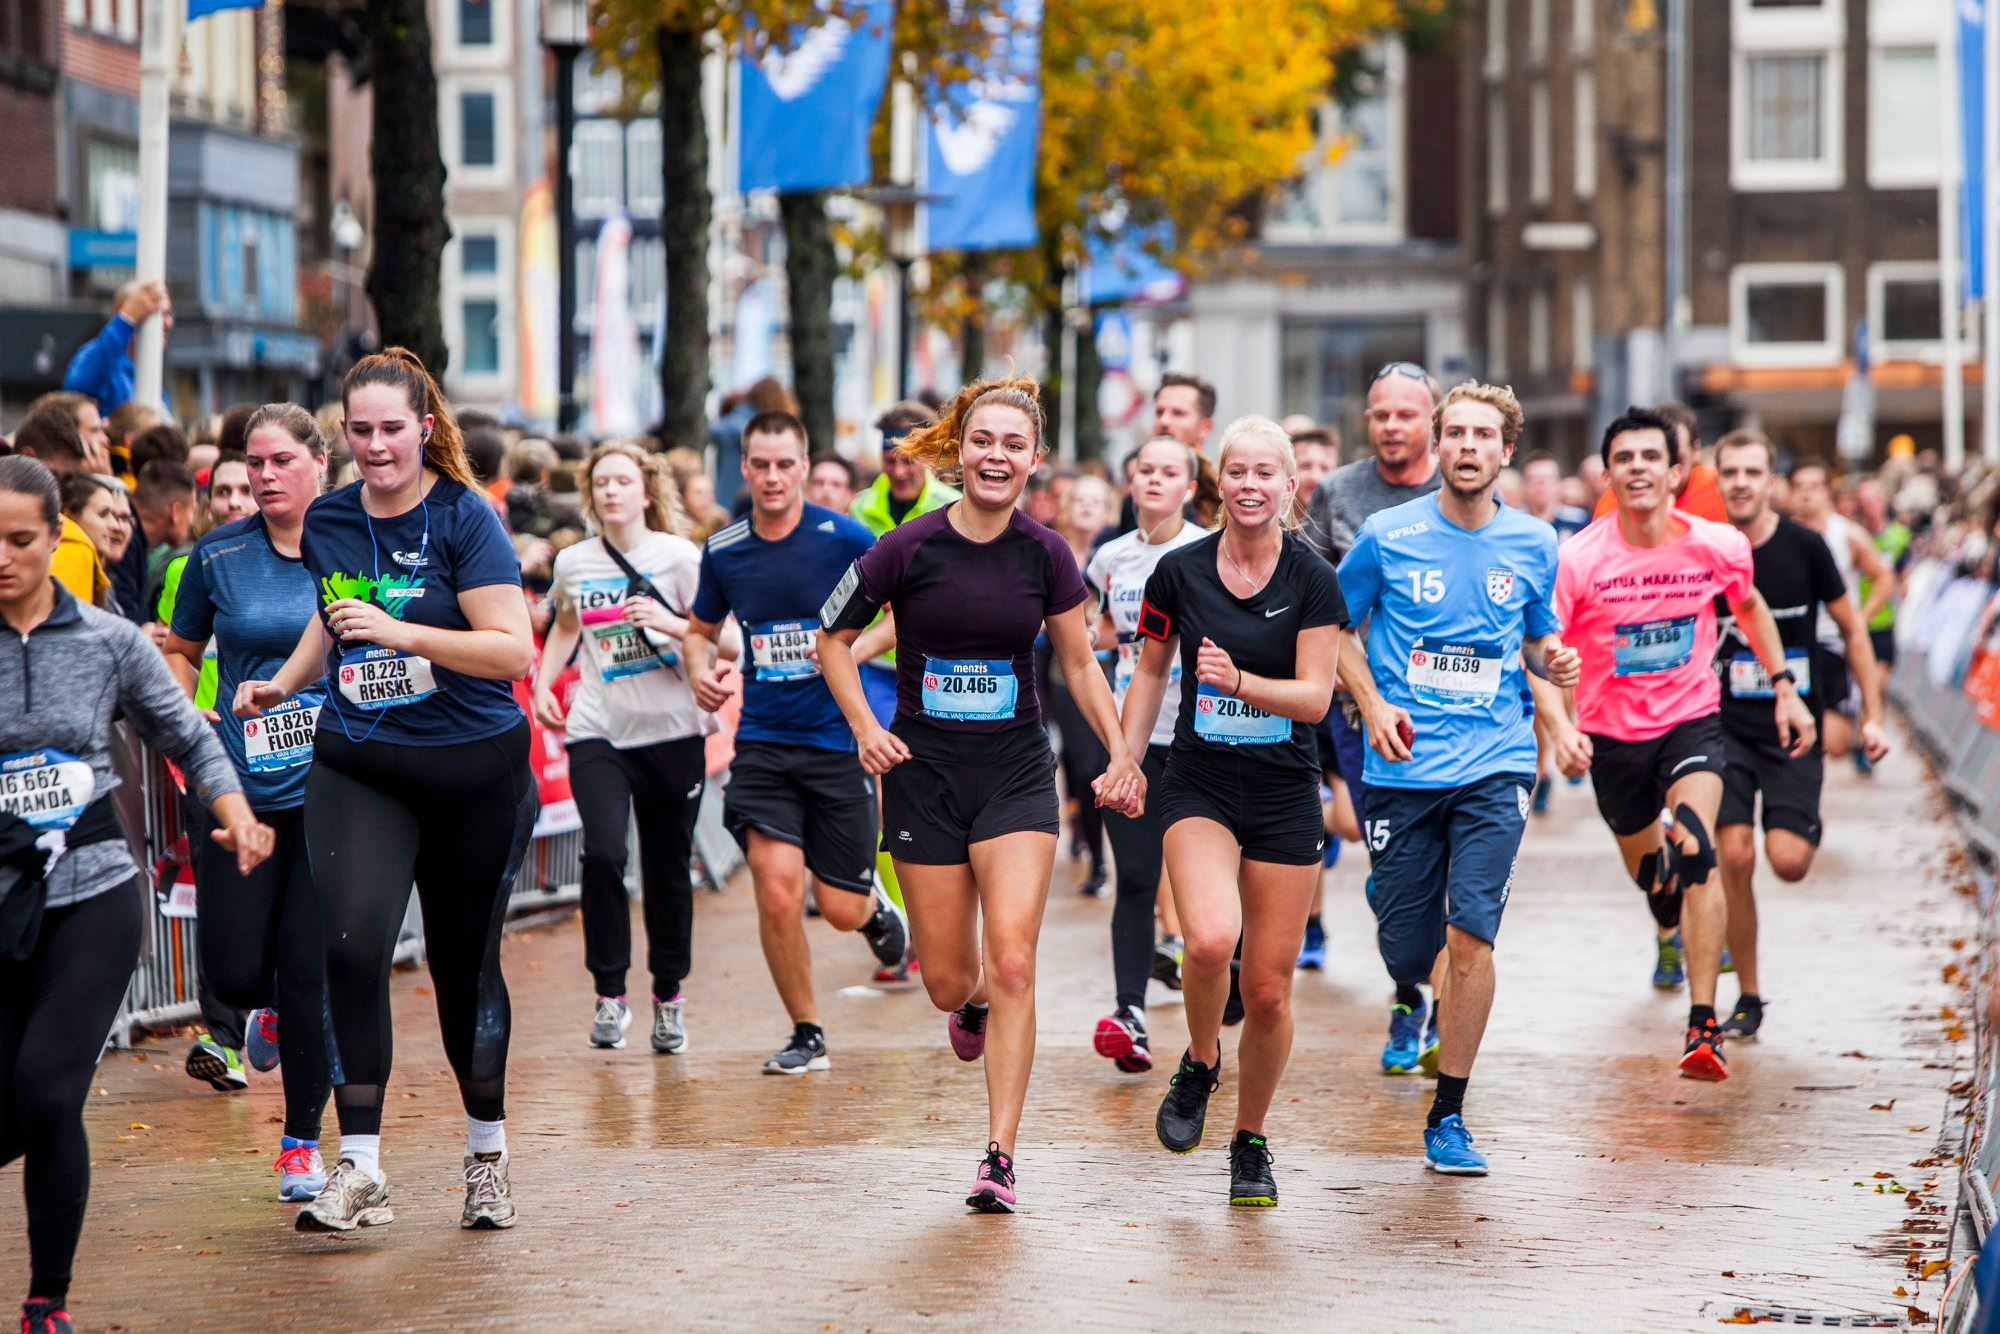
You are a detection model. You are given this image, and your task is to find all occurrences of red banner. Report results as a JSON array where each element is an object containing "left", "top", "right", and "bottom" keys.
[{"left": 513, "top": 668, "right": 579, "bottom": 835}]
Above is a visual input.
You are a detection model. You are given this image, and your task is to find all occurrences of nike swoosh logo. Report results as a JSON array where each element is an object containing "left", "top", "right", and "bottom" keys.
[{"left": 1264, "top": 607, "right": 1290, "bottom": 618}]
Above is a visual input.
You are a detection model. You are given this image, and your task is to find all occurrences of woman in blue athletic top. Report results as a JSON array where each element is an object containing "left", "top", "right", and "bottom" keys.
[{"left": 236, "top": 348, "right": 537, "bottom": 1235}]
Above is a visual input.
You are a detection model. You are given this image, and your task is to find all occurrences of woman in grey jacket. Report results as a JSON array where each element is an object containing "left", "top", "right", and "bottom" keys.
[{"left": 0, "top": 456, "right": 272, "bottom": 1334}]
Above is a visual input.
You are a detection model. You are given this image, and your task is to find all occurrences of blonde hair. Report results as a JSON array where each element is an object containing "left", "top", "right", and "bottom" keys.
[
  {"left": 1432, "top": 380, "right": 1526, "bottom": 449},
  {"left": 898, "top": 373, "right": 1047, "bottom": 485},
  {"left": 583, "top": 438, "right": 688, "bottom": 538},
  {"left": 1215, "top": 415, "right": 1301, "bottom": 531}
]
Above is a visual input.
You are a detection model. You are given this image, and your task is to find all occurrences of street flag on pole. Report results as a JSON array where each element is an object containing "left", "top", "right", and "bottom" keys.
[
  {"left": 1960, "top": 0, "right": 1986, "bottom": 299},
  {"left": 738, "top": 0, "right": 894, "bottom": 194},
  {"left": 589, "top": 214, "right": 643, "bottom": 440},
  {"left": 923, "top": 0, "right": 1042, "bottom": 252},
  {"left": 188, "top": 0, "right": 263, "bottom": 17},
  {"left": 1080, "top": 221, "right": 1186, "bottom": 306}
]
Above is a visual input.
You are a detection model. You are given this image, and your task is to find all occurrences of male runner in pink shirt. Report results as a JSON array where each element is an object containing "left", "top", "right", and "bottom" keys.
[{"left": 1555, "top": 406, "right": 1812, "bottom": 1081}]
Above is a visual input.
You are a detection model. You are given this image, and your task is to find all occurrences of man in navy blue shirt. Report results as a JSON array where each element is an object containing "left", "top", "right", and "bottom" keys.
[
  {"left": 62, "top": 279, "right": 172, "bottom": 417},
  {"left": 1335, "top": 381, "right": 1585, "bottom": 1177},
  {"left": 685, "top": 411, "right": 910, "bottom": 1076}
]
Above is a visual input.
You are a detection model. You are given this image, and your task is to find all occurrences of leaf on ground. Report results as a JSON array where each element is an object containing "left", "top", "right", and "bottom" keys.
[
  {"left": 128, "top": 1123, "right": 150, "bottom": 1131},
  {"left": 1895, "top": 1286, "right": 1909, "bottom": 1296},
  {"left": 1946, "top": 1025, "right": 1968, "bottom": 1041},
  {"left": 1718, "top": 1311, "right": 1757, "bottom": 1325},
  {"left": 1872, "top": 1101, "right": 1897, "bottom": 1112},
  {"left": 1922, "top": 1259, "right": 1950, "bottom": 1279}
]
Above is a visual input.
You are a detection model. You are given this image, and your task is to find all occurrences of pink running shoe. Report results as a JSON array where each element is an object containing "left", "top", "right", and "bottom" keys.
[
  {"left": 1093, "top": 1006, "right": 1153, "bottom": 1073},
  {"left": 947, "top": 1002, "right": 988, "bottom": 1061},
  {"left": 966, "top": 1141, "right": 1015, "bottom": 1213}
]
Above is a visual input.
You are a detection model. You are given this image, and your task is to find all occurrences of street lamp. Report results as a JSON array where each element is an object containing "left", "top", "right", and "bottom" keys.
[
  {"left": 542, "top": 0, "right": 588, "bottom": 433},
  {"left": 855, "top": 184, "right": 936, "bottom": 402}
]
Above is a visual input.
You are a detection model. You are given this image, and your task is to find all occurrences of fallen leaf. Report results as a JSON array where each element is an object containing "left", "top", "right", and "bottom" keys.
[
  {"left": 1895, "top": 1286, "right": 1909, "bottom": 1296},
  {"left": 1872, "top": 1102, "right": 1897, "bottom": 1112},
  {"left": 1718, "top": 1312, "right": 1756, "bottom": 1325},
  {"left": 1721, "top": 1271, "right": 1736, "bottom": 1278},
  {"left": 1874, "top": 1172, "right": 1897, "bottom": 1178},
  {"left": 1947, "top": 1025, "right": 1968, "bottom": 1042},
  {"left": 1922, "top": 1259, "right": 1950, "bottom": 1279},
  {"left": 128, "top": 1123, "right": 150, "bottom": 1131}
]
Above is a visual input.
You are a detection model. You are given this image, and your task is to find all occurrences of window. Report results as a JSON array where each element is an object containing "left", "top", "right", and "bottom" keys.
[
  {"left": 1731, "top": 263, "right": 1842, "bottom": 365},
  {"left": 1870, "top": 262, "right": 1944, "bottom": 359},
  {"left": 461, "top": 234, "right": 499, "bottom": 276},
  {"left": 1529, "top": 287, "right": 1551, "bottom": 373},
  {"left": 1732, "top": 0, "right": 1843, "bottom": 189},
  {"left": 1485, "top": 0, "right": 1506, "bottom": 79},
  {"left": 1574, "top": 70, "right": 1596, "bottom": 197},
  {"left": 1530, "top": 83, "right": 1551, "bottom": 205},
  {"left": 458, "top": 0, "right": 492, "bottom": 47},
  {"left": 1572, "top": 0, "right": 1593, "bottom": 55},
  {"left": 461, "top": 298, "right": 500, "bottom": 375},
  {"left": 1869, "top": 47, "right": 1939, "bottom": 187},
  {"left": 1486, "top": 91, "right": 1508, "bottom": 215},
  {"left": 1530, "top": 0, "right": 1550, "bottom": 63},
  {"left": 574, "top": 119, "right": 624, "bottom": 217},
  {"left": 85, "top": 138, "right": 139, "bottom": 232},
  {"left": 575, "top": 237, "right": 597, "bottom": 324},
  {"left": 626, "top": 120, "right": 663, "bottom": 214},
  {"left": 1487, "top": 288, "right": 1508, "bottom": 378},
  {"left": 1263, "top": 44, "right": 1405, "bottom": 243},
  {"left": 460, "top": 92, "right": 496, "bottom": 168},
  {"left": 1278, "top": 317, "right": 1427, "bottom": 444},
  {"left": 1572, "top": 278, "right": 1595, "bottom": 370}
]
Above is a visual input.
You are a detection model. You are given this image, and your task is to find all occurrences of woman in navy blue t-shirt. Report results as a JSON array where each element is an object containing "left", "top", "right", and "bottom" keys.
[{"left": 236, "top": 348, "right": 537, "bottom": 1234}]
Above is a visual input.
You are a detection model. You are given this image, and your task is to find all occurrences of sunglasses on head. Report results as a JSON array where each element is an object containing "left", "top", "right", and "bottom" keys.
[{"left": 1371, "top": 361, "right": 1431, "bottom": 386}]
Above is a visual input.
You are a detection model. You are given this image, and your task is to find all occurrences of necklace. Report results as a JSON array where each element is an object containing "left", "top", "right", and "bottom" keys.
[{"left": 1219, "top": 533, "right": 1277, "bottom": 594}]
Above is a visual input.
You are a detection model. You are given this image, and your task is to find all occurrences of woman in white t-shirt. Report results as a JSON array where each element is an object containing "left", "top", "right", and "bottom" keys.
[
  {"left": 1082, "top": 436, "right": 1208, "bottom": 1076},
  {"left": 532, "top": 441, "right": 736, "bottom": 1056}
]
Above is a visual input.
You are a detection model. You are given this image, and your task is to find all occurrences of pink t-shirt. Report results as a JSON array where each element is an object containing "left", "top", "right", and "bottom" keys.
[{"left": 1555, "top": 512, "right": 1754, "bottom": 742}]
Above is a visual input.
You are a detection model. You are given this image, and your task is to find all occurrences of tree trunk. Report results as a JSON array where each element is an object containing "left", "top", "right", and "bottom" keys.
[
  {"left": 1073, "top": 306, "right": 1105, "bottom": 461},
  {"left": 364, "top": 0, "right": 449, "bottom": 371},
  {"left": 779, "top": 190, "right": 837, "bottom": 455},
  {"left": 1039, "top": 301, "right": 1062, "bottom": 455},
  {"left": 959, "top": 252, "right": 988, "bottom": 387},
  {"left": 656, "top": 23, "right": 710, "bottom": 452}
]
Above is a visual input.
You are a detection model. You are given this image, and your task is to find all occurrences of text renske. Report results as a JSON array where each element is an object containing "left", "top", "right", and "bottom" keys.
[{"left": 347, "top": 656, "right": 416, "bottom": 702}]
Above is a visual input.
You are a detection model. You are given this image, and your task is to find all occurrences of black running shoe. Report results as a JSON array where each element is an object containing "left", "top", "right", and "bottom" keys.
[
  {"left": 858, "top": 890, "right": 911, "bottom": 969},
  {"left": 1719, "top": 995, "right": 1764, "bottom": 1040},
  {"left": 762, "top": 1025, "right": 830, "bottom": 1075},
  {"left": 1150, "top": 936, "right": 1183, "bottom": 991},
  {"left": 21, "top": 1298, "right": 72, "bottom": 1334},
  {"left": 1156, "top": 1049, "right": 1221, "bottom": 1153},
  {"left": 1222, "top": 960, "right": 1245, "bottom": 1027},
  {"left": 1228, "top": 1130, "right": 1277, "bottom": 1207}
]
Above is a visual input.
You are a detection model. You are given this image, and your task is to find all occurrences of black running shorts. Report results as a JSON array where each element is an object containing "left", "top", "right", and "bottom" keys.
[
  {"left": 1155, "top": 750, "right": 1325, "bottom": 866},
  {"left": 1717, "top": 728, "right": 1824, "bottom": 845},
  {"left": 723, "top": 740, "right": 878, "bottom": 894},
  {"left": 880, "top": 718, "right": 1059, "bottom": 865},
  {"left": 1586, "top": 713, "right": 1729, "bottom": 838}
]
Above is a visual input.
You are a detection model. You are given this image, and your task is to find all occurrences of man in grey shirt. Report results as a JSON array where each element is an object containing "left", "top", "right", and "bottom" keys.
[{"left": 1305, "top": 362, "right": 1442, "bottom": 562}]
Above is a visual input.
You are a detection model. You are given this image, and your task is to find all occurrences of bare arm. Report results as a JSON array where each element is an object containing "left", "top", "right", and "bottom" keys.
[
  {"left": 391, "top": 584, "right": 534, "bottom": 680},
  {"left": 233, "top": 617, "right": 329, "bottom": 716},
  {"left": 532, "top": 601, "right": 582, "bottom": 729},
  {"left": 1335, "top": 627, "right": 1411, "bottom": 763},
  {"left": 684, "top": 614, "right": 735, "bottom": 713},
  {"left": 1825, "top": 592, "right": 1890, "bottom": 760},
  {"left": 817, "top": 624, "right": 911, "bottom": 776},
  {"left": 1046, "top": 603, "right": 1143, "bottom": 814},
  {"left": 1118, "top": 635, "right": 1175, "bottom": 760},
  {"left": 1198, "top": 624, "right": 1341, "bottom": 725},
  {"left": 849, "top": 609, "right": 896, "bottom": 665},
  {"left": 1725, "top": 585, "right": 1816, "bottom": 757}
]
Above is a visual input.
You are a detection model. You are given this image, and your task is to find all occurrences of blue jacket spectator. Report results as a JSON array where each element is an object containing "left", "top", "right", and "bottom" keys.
[{"left": 62, "top": 279, "right": 171, "bottom": 417}]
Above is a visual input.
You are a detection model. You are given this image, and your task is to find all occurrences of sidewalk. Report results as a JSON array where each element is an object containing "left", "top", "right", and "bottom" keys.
[{"left": 14, "top": 729, "right": 1974, "bottom": 1331}]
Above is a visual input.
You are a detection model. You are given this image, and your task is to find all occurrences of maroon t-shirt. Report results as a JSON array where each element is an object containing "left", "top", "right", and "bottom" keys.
[{"left": 853, "top": 506, "right": 1088, "bottom": 733}]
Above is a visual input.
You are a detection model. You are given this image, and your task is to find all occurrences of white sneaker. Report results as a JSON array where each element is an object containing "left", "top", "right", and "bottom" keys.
[
  {"left": 461, "top": 1152, "right": 517, "bottom": 1229},
  {"left": 589, "top": 996, "right": 631, "bottom": 1049},
  {"left": 652, "top": 996, "right": 688, "bottom": 1054},
  {"left": 295, "top": 1159, "right": 393, "bottom": 1232}
]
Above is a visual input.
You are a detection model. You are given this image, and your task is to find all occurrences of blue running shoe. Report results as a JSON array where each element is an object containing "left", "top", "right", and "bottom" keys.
[
  {"left": 276, "top": 1138, "right": 327, "bottom": 1201},
  {"left": 1381, "top": 1001, "right": 1426, "bottom": 1075},
  {"left": 1296, "top": 921, "right": 1326, "bottom": 971},
  {"left": 1418, "top": 1007, "right": 1440, "bottom": 1077},
  {"left": 1718, "top": 947, "right": 1735, "bottom": 975},
  {"left": 1652, "top": 931, "right": 1686, "bottom": 991},
  {"left": 246, "top": 1008, "right": 281, "bottom": 1073},
  {"left": 1424, "top": 1114, "right": 1489, "bottom": 1175}
]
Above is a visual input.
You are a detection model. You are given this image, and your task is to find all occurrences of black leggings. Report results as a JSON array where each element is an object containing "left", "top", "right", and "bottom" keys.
[
  {"left": 0, "top": 881, "right": 143, "bottom": 1306},
  {"left": 193, "top": 804, "right": 332, "bottom": 1142},
  {"left": 569, "top": 735, "right": 705, "bottom": 1000},
  {"left": 1102, "top": 745, "right": 1172, "bottom": 1011},
  {"left": 304, "top": 721, "right": 536, "bottom": 1137},
  {"left": 180, "top": 791, "right": 246, "bottom": 1053}
]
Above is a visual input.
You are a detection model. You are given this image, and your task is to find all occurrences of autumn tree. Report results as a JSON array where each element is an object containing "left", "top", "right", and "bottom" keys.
[{"left": 366, "top": 0, "right": 450, "bottom": 371}]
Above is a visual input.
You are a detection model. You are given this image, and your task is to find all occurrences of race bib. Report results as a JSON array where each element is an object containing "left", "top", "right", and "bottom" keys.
[
  {"left": 242, "top": 694, "right": 322, "bottom": 774},
  {"left": 0, "top": 748, "right": 97, "bottom": 832},
  {"left": 1406, "top": 640, "right": 1502, "bottom": 709},
  {"left": 1613, "top": 616, "right": 1696, "bottom": 676},
  {"left": 921, "top": 657, "right": 1018, "bottom": 722},
  {"left": 1112, "top": 635, "right": 1180, "bottom": 699},
  {"left": 337, "top": 647, "right": 438, "bottom": 711},
  {"left": 1193, "top": 682, "right": 1288, "bottom": 745},
  {"left": 1728, "top": 650, "right": 1812, "bottom": 700},
  {"left": 749, "top": 619, "right": 820, "bottom": 682},
  {"left": 577, "top": 576, "right": 675, "bottom": 682}
]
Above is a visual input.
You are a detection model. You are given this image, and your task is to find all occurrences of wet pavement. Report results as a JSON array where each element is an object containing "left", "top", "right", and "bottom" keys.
[{"left": 7, "top": 727, "right": 1978, "bottom": 1331}]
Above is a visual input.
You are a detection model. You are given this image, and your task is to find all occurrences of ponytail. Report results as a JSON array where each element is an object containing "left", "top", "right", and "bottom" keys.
[{"left": 341, "top": 347, "right": 476, "bottom": 489}]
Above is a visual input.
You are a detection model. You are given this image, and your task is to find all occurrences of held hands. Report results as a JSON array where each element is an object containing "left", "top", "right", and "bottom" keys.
[
  {"left": 1092, "top": 753, "right": 1146, "bottom": 817},
  {"left": 1550, "top": 724, "right": 1593, "bottom": 779},
  {"left": 325, "top": 598, "right": 409, "bottom": 653},
  {"left": 531, "top": 684, "right": 566, "bottom": 731},
  {"left": 1195, "top": 638, "right": 1238, "bottom": 692},
  {"left": 1543, "top": 636, "right": 1581, "bottom": 690},
  {"left": 855, "top": 724, "right": 912, "bottom": 777},
  {"left": 1363, "top": 699, "right": 1415, "bottom": 763},
  {"left": 1859, "top": 719, "right": 1891, "bottom": 764},
  {"left": 232, "top": 679, "right": 287, "bottom": 718},
  {"left": 211, "top": 817, "right": 275, "bottom": 876},
  {"left": 1775, "top": 689, "right": 1817, "bottom": 758},
  {"left": 693, "top": 660, "right": 738, "bottom": 713}
]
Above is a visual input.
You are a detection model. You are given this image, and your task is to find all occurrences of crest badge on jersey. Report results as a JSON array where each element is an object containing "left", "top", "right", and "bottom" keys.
[
  {"left": 1485, "top": 567, "right": 1516, "bottom": 604},
  {"left": 1516, "top": 785, "right": 1531, "bottom": 820}
]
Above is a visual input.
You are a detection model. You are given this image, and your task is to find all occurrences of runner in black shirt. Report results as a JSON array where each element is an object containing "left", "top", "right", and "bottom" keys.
[
  {"left": 1710, "top": 430, "right": 1889, "bottom": 1040},
  {"left": 1120, "top": 415, "right": 1347, "bottom": 1209}
]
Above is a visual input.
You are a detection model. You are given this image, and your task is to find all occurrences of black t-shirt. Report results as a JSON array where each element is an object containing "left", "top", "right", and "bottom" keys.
[
  {"left": 1714, "top": 516, "right": 1846, "bottom": 740},
  {"left": 1138, "top": 531, "right": 1348, "bottom": 774}
]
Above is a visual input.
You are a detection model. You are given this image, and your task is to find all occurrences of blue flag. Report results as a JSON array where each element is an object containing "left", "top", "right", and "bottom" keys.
[
  {"left": 924, "top": 0, "right": 1042, "bottom": 252},
  {"left": 188, "top": 0, "right": 262, "bottom": 17},
  {"left": 1960, "top": 0, "right": 1987, "bottom": 300},
  {"left": 1080, "top": 221, "right": 1185, "bottom": 306},
  {"left": 739, "top": 1, "right": 894, "bottom": 194}
]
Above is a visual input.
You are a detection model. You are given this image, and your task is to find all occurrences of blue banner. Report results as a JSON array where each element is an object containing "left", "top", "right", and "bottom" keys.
[
  {"left": 738, "top": 1, "right": 894, "bottom": 194},
  {"left": 1961, "top": 0, "right": 1987, "bottom": 300},
  {"left": 1080, "top": 221, "right": 1185, "bottom": 306},
  {"left": 188, "top": 0, "right": 263, "bottom": 17},
  {"left": 923, "top": 0, "right": 1042, "bottom": 252}
]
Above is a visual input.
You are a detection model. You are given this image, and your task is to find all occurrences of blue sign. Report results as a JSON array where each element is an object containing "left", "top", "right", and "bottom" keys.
[
  {"left": 68, "top": 229, "right": 137, "bottom": 270},
  {"left": 188, "top": 0, "right": 263, "bottom": 16},
  {"left": 1080, "top": 221, "right": 1186, "bottom": 306},
  {"left": 924, "top": 0, "right": 1042, "bottom": 252},
  {"left": 1961, "top": 0, "right": 1987, "bottom": 300},
  {"left": 739, "top": 0, "right": 894, "bottom": 194}
]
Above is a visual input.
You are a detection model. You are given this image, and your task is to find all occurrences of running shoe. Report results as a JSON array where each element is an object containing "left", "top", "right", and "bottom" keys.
[
  {"left": 859, "top": 890, "right": 911, "bottom": 969},
  {"left": 651, "top": 995, "right": 687, "bottom": 1054},
  {"left": 1423, "top": 1114, "right": 1490, "bottom": 1176},
  {"left": 246, "top": 1008, "right": 281, "bottom": 1073},
  {"left": 589, "top": 996, "right": 632, "bottom": 1049},
  {"left": 19, "top": 1299, "right": 71, "bottom": 1334},
  {"left": 275, "top": 1141, "right": 327, "bottom": 1202},
  {"left": 1093, "top": 1006, "right": 1153, "bottom": 1073},
  {"left": 1418, "top": 1007, "right": 1441, "bottom": 1078},
  {"left": 1854, "top": 748, "right": 1874, "bottom": 778},
  {"left": 185, "top": 1034, "right": 248, "bottom": 1092},
  {"left": 1652, "top": 931, "right": 1686, "bottom": 991},
  {"left": 966, "top": 1141, "right": 1016, "bottom": 1214},
  {"left": 1228, "top": 1130, "right": 1277, "bottom": 1207},
  {"left": 461, "top": 1152, "right": 517, "bottom": 1229},
  {"left": 1719, "top": 947, "right": 1735, "bottom": 975},
  {"left": 873, "top": 957, "right": 919, "bottom": 987},
  {"left": 1678, "top": 1018, "right": 1729, "bottom": 1081},
  {"left": 1530, "top": 777, "right": 1550, "bottom": 815},
  {"left": 1156, "top": 1049, "right": 1221, "bottom": 1153},
  {"left": 1222, "top": 961, "right": 1245, "bottom": 1027},
  {"left": 1295, "top": 921, "right": 1326, "bottom": 971},
  {"left": 295, "top": 1160, "right": 393, "bottom": 1232},
  {"left": 947, "top": 1002, "right": 988, "bottom": 1062},
  {"left": 1719, "top": 995, "right": 1764, "bottom": 1040},
  {"left": 1150, "top": 936, "right": 1184, "bottom": 991},
  {"left": 1080, "top": 864, "right": 1107, "bottom": 898},
  {"left": 1380, "top": 1001, "right": 1427, "bottom": 1076},
  {"left": 762, "top": 1025, "right": 830, "bottom": 1075}
]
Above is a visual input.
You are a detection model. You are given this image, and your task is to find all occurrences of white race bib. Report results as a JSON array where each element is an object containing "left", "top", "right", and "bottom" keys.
[
  {"left": 1406, "top": 641, "right": 1502, "bottom": 709},
  {"left": 749, "top": 620, "right": 821, "bottom": 682},
  {"left": 1728, "top": 651, "right": 1811, "bottom": 700},
  {"left": 242, "top": 695, "right": 321, "bottom": 773},
  {"left": 0, "top": 748, "right": 97, "bottom": 832},
  {"left": 337, "top": 647, "right": 438, "bottom": 711}
]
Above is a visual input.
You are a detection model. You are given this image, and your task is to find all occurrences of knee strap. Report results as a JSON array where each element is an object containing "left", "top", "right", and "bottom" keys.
[
  {"left": 1665, "top": 803, "right": 1717, "bottom": 890},
  {"left": 1633, "top": 850, "right": 1662, "bottom": 895}
]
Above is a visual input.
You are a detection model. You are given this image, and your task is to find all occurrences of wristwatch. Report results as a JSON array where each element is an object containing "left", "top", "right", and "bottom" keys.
[{"left": 1768, "top": 668, "right": 1798, "bottom": 688}]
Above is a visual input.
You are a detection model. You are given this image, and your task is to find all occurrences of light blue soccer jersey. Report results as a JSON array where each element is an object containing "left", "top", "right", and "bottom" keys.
[{"left": 1337, "top": 493, "right": 1561, "bottom": 790}]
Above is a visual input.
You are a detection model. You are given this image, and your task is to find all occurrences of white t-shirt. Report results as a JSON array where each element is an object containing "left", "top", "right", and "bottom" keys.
[
  {"left": 1816, "top": 512, "right": 1858, "bottom": 653},
  {"left": 550, "top": 532, "right": 715, "bottom": 748},
  {"left": 1086, "top": 520, "right": 1210, "bottom": 749}
]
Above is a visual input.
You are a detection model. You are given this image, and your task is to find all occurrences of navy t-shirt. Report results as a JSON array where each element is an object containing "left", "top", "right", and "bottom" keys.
[
  {"left": 851, "top": 506, "right": 1087, "bottom": 734},
  {"left": 300, "top": 477, "right": 525, "bottom": 747},
  {"left": 169, "top": 514, "right": 321, "bottom": 810},
  {"left": 691, "top": 502, "right": 874, "bottom": 753}
]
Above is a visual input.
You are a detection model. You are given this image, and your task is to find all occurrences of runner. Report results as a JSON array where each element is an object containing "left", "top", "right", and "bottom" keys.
[
  {"left": 1519, "top": 449, "right": 1591, "bottom": 813},
  {"left": 1118, "top": 415, "right": 1346, "bottom": 1208},
  {"left": 1084, "top": 436, "right": 1207, "bottom": 1073},
  {"left": 684, "top": 410, "right": 910, "bottom": 1076},
  {"left": 163, "top": 404, "right": 335, "bottom": 1202},
  {"left": 235, "top": 348, "right": 540, "bottom": 1231},
  {"left": 818, "top": 374, "right": 1142, "bottom": 1213},
  {"left": 1555, "top": 406, "right": 1813, "bottom": 1080},
  {"left": 1, "top": 455, "right": 273, "bottom": 1334},
  {"left": 1589, "top": 401, "right": 1727, "bottom": 523},
  {"left": 1332, "top": 382, "right": 1581, "bottom": 1174},
  {"left": 1852, "top": 477, "right": 1909, "bottom": 682},
  {"left": 1710, "top": 432, "right": 1889, "bottom": 1039},
  {"left": 532, "top": 440, "right": 721, "bottom": 1056},
  {"left": 1788, "top": 462, "right": 1893, "bottom": 769}
]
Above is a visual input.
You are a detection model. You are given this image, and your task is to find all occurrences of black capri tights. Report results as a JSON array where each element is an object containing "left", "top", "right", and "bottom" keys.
[
  {"left": 569, "top": 735, "right": 705, "bottom": 1000},
  {"left": 305, "top": 721, "right": 537, "bottom": 1137},
  {"left": 1102, "top": 745, "right": 1172, "bottom": 1012}
]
